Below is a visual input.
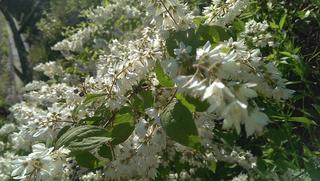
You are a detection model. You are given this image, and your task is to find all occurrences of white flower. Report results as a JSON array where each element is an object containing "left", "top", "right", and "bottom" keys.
[
  {"left": 145, "top": 108, "right": 158, "bottom": 119},
  {"left": 232, "top": 173, "right": 248, "bottom": 181},
  {"left": 135, "top": 118, "right": 149, "bottom": 138},
  {"left": 245, "top": 108, "right": 269, "bottom": 136},
  {"left": 196, "top": 41, "right": 214, "bottom": 61},
  {"left": 203, "top": 79, "right": 234, "bottom": 113},
  {"left": 11, "top": 143, "right": 70, "bottom": 180},
  {"left": 174, "top": 42, "right": 192, "bottom": 58},
  {"left": 222, "top": 100, "right": 248, "bottom": 134}
]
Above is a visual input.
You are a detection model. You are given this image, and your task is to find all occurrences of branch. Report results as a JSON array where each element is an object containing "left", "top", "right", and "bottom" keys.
[
  {"left": 13, "top": 65, "right": 24, "bottom": 81},
  {"left": 18, "top": 0, "right": 41, "bottom": 33}
]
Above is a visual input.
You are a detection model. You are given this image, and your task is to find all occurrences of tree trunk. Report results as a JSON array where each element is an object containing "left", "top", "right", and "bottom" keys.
[{"left": 0, "top": 5, "right": 33, "bottom": 84}]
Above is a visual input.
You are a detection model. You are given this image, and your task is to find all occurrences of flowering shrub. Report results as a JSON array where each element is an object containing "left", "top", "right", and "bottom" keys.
[{"left": 0, "top": 0, "right": 319, "bottom": 180}]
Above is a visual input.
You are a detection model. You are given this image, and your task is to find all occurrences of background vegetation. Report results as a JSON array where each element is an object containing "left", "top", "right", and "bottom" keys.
[{"left": 0, "top": 0, "right": 319, "bottom": 180}]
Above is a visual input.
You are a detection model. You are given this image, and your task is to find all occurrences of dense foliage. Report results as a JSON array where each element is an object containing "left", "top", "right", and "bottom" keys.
[{"left": 0, "top": 0, "right": 319, "bottom": 180}]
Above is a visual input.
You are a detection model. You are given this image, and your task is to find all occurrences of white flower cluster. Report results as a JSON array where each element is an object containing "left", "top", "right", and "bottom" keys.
[
  {"left": 22, "top": 81, "right": 79, "bottom": 106},
  {"left": 0, "top": 152, "right": 17, "bottom": 180},
  {"left": 80, "top": 170, "right": 103, "bottom": 181},
  {"left": 88, "top": 1, "right": 141, "bottom": 24},
  {"left": 172, "top": 39, "right": 293, "bottom": 136},
  {"left": 144, "top": 0, "right": 194, "bottom": 31},
  {"left": 85, "top": 27, "right": 163, "bottom": 110},
  {"left": 241, "top": 20, "right": 274, "bottom": 47},
  {"left": 0, "top": 123, "right": 16, "bottom": 136},
  {"left": 53, "top": 0, "right": 143, "bottom": 54},
  {"left": 0, "top": 82, "right": 76, "bottom": 180},
  {"left": 8, "top": 84, "right": 76, "bottom": 151},
  {"left": 34, "top": 61, "right": 64, "bottom": 79},
  {"left": 104, "top": 116, "right": 166, "bottom": 180},
  {"left": 0, "top": 0, "right": 295, "bottom": 180},
  {"left": 203, "top": 0, "right": 249, "bottom": 26},
  {"left": 232, "top": 173, "right": 249, "bottom": 181},
  {"left": 163, "top": 137, "right": 256, "bottom": 179},
  {"left": 52, "top": 26, "right": 98, "bottom": 53}
]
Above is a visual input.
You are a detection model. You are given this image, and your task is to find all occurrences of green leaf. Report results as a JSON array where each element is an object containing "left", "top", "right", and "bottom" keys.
[
  {"left": 155, "top": 62, "right": 174, "bottom": 87},
  {"left": 269, "top": 20, "right": 279, "bottom": 29},
  {"left": 72, "top": 104, "right": 84, "bottom": 121},
  {"left": 83, "top": 93, "right": 106, "bottom": 104},
  {"left": 74, "top": 151, "right": 101, "bottom": 169},
  {"left": 72, "top": 94, "right": 107, "bottom": 120},
  {"left": 68, "top": 136, "right": 111, "bottom": 152},
  {"left": 312, "top": 104, "right": 320, "bottom": 115},
  {"left": 132, "top": 90, "right": 154, "bottom": 112},
  {"left": 166, "top": 28, "right": 198, "bottom": 56},
  {"left": 94, "top": 105, "right": 112, "bottom": 118},
  {"left": 279, "top": 51, "right": 293, "bottom": 58},
  {"left": 232, "top": 18, "right": 245, "bottom": 33},
  {"left": 55, "top": 125, "right": 108, "bottom": 148},
  {"left": 210, "top": 161, "right": 217, "bottom": 173},
  {"left": 185, "top": 95, "right": 210, "bottom": 112},
  {"left": 279, "top": 13, "right": 287, "bottom": 30},
  {"left": 305, "top": 158, "right": 320, "bottom": 180},
  {"left": 82, "top": 116, "right": 104, "bottom": 125},
  {"left": 160, "top": 100, "right": 200, "bottom": 148},
  {"left": 109, "top": 107, "right": 135, "bottom": 145},
  {"left": 196, "top": 25, "right": 230, "bottom": 44},
  {"left": 165, "top": 25, "right": 230, "bottom": 58},
  {"left": 288, "top": 117, "right": 317, "bottom": 126},
  {"left": 176, "top": 93, "right": 209, "bottom": 113},
  {"left": 193, "top": 16, "right": 204, "bottom": 27},
  {"left": 56, "top": 126, "right": 71, "bottom": 140},
  {"left": 98, "top": 144, "right": 113, "bottom": 160},
  {"left": 176, "top": 93, "right": 196, "bottom": 112}
]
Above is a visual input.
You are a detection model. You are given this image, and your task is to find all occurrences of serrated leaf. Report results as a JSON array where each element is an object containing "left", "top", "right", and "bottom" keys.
[
  {"left": 72, "top": 104, "right": 84, "bottom": 121},
  {"left": 232, "top": 18, "right": 245, "bottom": 33},
  {"left": 72, "top": 94, "right": 107, "bottom": 121},
  {"left": 160, "top": 100, "right": 200, "bottom": 148},
  {"left": 82, "top": 116, "right": 104, "bottom": 125},
  {"left": 155, "top": 62, "right": 174, "bottom": 87},
  {"left": 74, "top": 151, "right": 101, "bottom": 169},
  {"left": 56, "top": 126, "right": 71, "bottom": 140},
  {"left": 83, "top": 93, "right": 106, "bottom": 104},
  {"left": 186, "top": 96, "right": 210, "bottom": 112},
  {"left": 68, "top": 136, "right": 111, "bottom": 152},
  {"left": 193, "top": 16, "right": 204, "bottom": 27},
  {"left": 109, "top": 107, "right": 135, "bottom": 145},
  {"left": 176, "top": 93, "right": 210, "bottom": 112},
  {"left": 98, "top": 144, "right": 113, "bottom": 160},
  {"left": 176, "top": 93, "right": 196, "bottom": 112},
  {"left": 196, "top": 25, "right": 230, "bottom": 44},
  {"left": 132, "top": 90, "right": 154, "bottom": 112},
  {"left": 56, "top": 125, "right": 108, "bottom": 148}
]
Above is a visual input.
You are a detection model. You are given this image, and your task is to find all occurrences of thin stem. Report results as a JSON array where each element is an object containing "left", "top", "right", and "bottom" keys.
[
  {"left": 158, "top": 0, "right": 178, "bottom": 26},
  {"left": 162, "top": 88, "right": 178, "bottom": 110},
  {"left": 108, "top": 65, "right": 131, "bottom": 97}
]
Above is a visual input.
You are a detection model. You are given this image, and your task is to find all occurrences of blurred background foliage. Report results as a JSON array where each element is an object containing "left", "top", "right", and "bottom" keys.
[{"left": 0, "top": 0, "right": 319, "bottom": 179}]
